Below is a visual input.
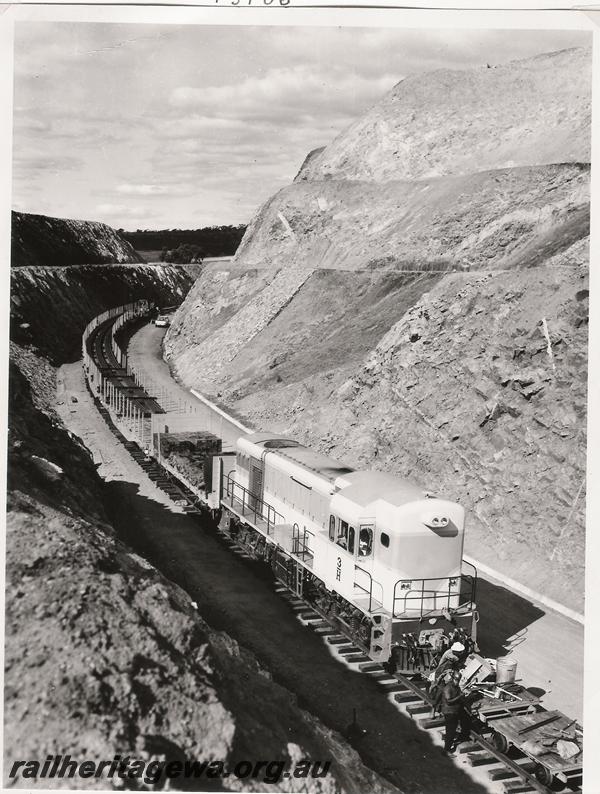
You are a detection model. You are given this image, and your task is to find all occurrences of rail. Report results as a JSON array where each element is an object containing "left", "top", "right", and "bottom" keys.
[{"left": 224, "top": 473, "right": 283, "bottom": 535}]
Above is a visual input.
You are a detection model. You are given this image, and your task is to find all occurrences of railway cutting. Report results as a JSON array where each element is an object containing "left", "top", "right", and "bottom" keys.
[{"left": 81, "top": 302, "right": 584, "bottom": 794}]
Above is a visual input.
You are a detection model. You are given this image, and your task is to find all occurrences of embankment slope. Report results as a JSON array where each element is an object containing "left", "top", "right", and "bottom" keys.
[
  {"left": 11, "top": 211, "right": 145, "bottom": 267},
  {"left": 165, "top": 47, "right": 590, "bottom": 610}
]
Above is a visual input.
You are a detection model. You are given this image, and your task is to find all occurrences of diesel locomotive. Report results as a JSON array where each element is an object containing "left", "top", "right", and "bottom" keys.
[{"left": 207, "top": 431, "right": 478, "bottom": 674}]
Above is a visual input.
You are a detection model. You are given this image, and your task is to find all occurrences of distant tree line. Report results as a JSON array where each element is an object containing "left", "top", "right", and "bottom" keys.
[
  {"left": 120, "top": 226, "right": 247, "bottom": 259},
  {"left": 161, "top": 243, "right": 205, "bottom": 264}
]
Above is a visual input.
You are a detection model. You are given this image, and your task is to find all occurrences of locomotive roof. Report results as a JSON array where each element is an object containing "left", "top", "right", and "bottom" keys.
[
  {"left": 240, "top": 432, "right": 355, "bottom": 483},
  {"left": 335, "top": 470, "right": 429, "bottom": 508}
]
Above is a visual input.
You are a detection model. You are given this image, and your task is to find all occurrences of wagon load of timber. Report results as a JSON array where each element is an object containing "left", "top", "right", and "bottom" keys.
[{"left": 153, "top": 431, "right": 221, "bottom": 490}]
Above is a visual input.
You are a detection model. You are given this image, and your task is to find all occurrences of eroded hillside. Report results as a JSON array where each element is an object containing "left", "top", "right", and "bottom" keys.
[
  {"left": 11, "top": 211, "right": 145, "bottom": 267},
  {"left": 11, "top": 264, "right": 192, "bottom": 363},
  {"left": 165, "top": 46, "right": 590, "bottom": 611}
]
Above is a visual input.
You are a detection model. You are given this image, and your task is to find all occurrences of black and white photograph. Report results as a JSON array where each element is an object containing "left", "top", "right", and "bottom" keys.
[{"left": 2, "top": 6, "right": 596, "bottom": 794}]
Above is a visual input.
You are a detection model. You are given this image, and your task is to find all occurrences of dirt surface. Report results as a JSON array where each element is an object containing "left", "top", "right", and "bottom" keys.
[{"left": 132, "top": 322, "right": 584, "bottom": 722}]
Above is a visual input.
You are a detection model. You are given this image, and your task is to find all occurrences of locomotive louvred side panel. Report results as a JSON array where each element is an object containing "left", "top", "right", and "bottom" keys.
[{"left": 248, "top": 457, "right": 264, "bottom": 508}]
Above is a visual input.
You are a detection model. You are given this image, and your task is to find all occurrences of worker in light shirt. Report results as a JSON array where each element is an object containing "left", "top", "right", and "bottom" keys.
[{"left": 434, "top": 641, "right": 469, "bottom": 682}]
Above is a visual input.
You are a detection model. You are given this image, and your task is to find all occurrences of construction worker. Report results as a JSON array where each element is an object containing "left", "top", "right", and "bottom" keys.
[
  {"left": 433, "top": 671, "right": 472, "bottom": 756},
  {"left": 434, "top": 641, "right": 468, "bottom": 681}
]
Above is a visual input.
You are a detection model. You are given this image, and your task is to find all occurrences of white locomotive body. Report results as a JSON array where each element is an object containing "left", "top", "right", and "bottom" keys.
[{"left": 213, "top": 431, "right": 477, "bottom": 671}]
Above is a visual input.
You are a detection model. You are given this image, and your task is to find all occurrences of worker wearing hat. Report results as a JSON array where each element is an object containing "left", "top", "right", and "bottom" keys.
[{"left": 434, "top": 641, "right": 469, "bottom": 682}]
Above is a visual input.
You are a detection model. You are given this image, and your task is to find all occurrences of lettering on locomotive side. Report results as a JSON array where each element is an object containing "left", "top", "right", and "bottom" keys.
[{"left": 336, "top": 556, "right": 342, "bottom": 581}]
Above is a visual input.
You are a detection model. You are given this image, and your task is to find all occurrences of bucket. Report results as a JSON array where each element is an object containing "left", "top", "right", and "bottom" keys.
[{"left": 496, "top": 656, "right": 518, "bottom": 684}]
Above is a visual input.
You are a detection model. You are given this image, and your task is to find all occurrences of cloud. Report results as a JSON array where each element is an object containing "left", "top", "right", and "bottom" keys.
[
  {"left": 13, "top": 153, "right": 84, "bottom": 177},
  {"left": 96, "top": 203, "right": 158, "bottom": 219},
  {"left": 116, "top": 183, "right": 171, "bottom": 196},
  {"left": 169, "top": 65, "right": 397, "bottom": 124}
]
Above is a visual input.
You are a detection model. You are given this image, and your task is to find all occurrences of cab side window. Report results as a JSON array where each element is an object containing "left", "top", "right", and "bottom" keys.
[
  {"left": 337, "top": 520, "right": 349, "bottom": 550},
  {"left": 358, "top": 526, "right": 373, "bottom": 557},
  {"left": 348, "top": 526, "right": 355, "bottom": 554}
]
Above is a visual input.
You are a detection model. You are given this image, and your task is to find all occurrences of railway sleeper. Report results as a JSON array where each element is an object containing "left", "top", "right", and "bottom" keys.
[
  {"left": 379, "top": 681, "right": 410, "bottom": 693},
  {"left": 456, "top": 743, "right": 482, "bottom": 755},
  {"left": 465, "top": 751, "right": 498, "bottom": 767},
  {"left": 488, "top": 767, "right": 520, "bottom": 781},
  {"left": 327, "top": 636, "right": 350, "bottom": 645},
  {"left": 345, "top": 653, "right": 371, "bottom": 664},
  {"left": 359, "top": 662, "right": 384, "bottom": 673},
  {"left": 406, "top": 703, "right": 431, "bottom": 716},
  {"left": 502, "top": 784, "right": 536, "bottom": 794},
  {"left": 394, "top": 691, "right": 424, "bottom": 704},
  {"left": 419, "top": 715, "right": 445, "bottom": 729}
]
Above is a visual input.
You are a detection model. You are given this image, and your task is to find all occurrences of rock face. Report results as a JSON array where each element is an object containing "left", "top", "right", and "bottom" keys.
[
  {"left": 165, "top": 47, "right": 590, "bottom": 611},
  {"left": 10, "top": 264, "right": 193, "bottom": 363},
  {"left": 11, "top": 211, "right": 145, "bottom": 267}
]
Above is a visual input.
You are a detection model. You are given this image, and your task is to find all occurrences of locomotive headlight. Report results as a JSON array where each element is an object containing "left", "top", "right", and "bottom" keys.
[
  {"left": 449, "top": 578, "right": 458, "bottom": 589},
  {"left": 422, "top": 513, "right": 449, "bottom": 529}
]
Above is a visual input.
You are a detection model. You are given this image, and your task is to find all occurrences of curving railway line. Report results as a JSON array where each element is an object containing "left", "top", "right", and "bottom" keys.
[{"left": 82, "top": 304, "right": 584, "bottom": 794}]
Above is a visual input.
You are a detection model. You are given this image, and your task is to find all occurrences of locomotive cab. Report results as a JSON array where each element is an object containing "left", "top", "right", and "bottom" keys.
[{"left": 322, "top": 470, "right": 477, "bottom": 663}]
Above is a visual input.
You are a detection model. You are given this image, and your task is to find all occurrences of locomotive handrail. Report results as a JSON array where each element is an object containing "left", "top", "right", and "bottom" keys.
[
  {"left": 292, "top": 523, "right": 314, "bottom": 561},
  {"left": 224, "top": 472, "right": 284, "bottom": 534},
  {"left": 392, "top": 574, "right": 475, "bottom": 619},
  {"left": 353, "top": 564, "right": 384, "bottom": 613}
]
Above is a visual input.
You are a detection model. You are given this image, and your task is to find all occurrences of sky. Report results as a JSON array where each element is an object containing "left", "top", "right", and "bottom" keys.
[{"left": 12, "top": 23, "right": 590, "bottom": 231}]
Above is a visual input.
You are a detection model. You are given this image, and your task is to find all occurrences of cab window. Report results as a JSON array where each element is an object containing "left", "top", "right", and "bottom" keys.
[
  {"left": 337, "top": 520, "right": 349, "bottom": 550},
  {"left": 358, "top": 526, "right": 373, "bottom": 557},
  {"left": 380, "top": 532, "right": 390, "bottom": 548},
  {"left": 329, "top": 515, "right": 336, "bottom": 541},
  {"left": 348, "top": 526, "right": 355, "bottom": 554}
]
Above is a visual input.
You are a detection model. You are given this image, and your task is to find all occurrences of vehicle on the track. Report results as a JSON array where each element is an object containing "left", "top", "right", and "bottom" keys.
[
  {"left": 208, "top": 431, "right": 478, "bottom": 674},
  {"left": 154, "top": 314, "right": 170, "bottom": 327}
]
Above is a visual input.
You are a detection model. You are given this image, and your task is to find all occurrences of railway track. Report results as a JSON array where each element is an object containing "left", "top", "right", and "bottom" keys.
[
  {"left": 213, "top": 522, "right": 582, "bottom": 794},
  {"left": 84, "top": 308, "right": 583, "bottom": 794}
]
